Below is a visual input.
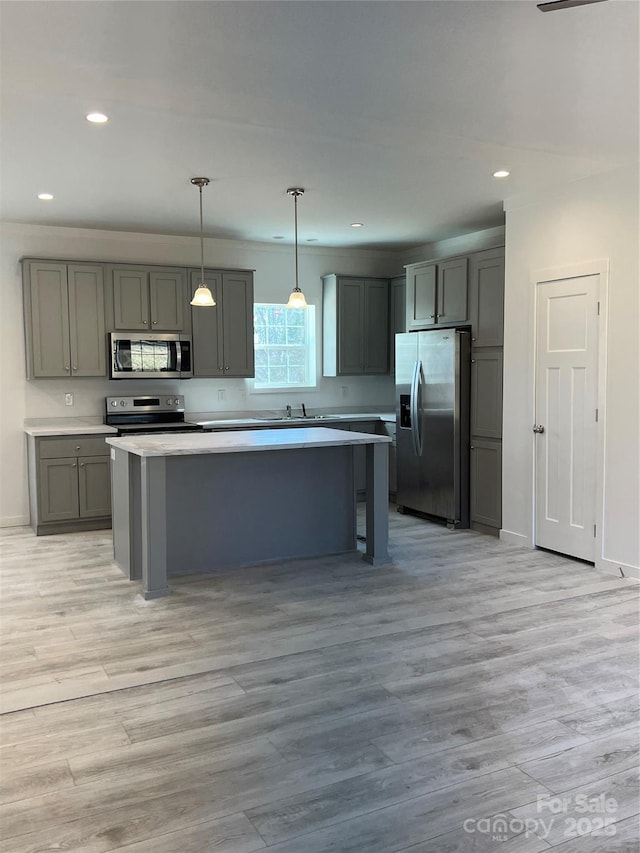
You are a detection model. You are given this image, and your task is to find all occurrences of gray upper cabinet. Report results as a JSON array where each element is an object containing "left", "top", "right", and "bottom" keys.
[
  {"left": 406, "top": 263, "right": 437, "bottom": 329},
  {"left": 437, "top": 258, "right": 468, "bottom": 324},
  {"left": 389, "top": 275, "right": 406, "bottom": 372},
  {"left": 469, "top": 249, "right": 505, "bottom": 347},
  {"left": 323, "top": 275, "right": 389, "bottom": 376},
  {"left": 406, "top": 258, "right": 468, "bottom": 329},
  {"left": 112, "top": 265, "right": 187, "bottom": 331},
  {"left": 23, "top": 260, "right": 106, "bottom": 379},
  {"left": 191, "top": 269, "right": 254, "bottom": 378}
]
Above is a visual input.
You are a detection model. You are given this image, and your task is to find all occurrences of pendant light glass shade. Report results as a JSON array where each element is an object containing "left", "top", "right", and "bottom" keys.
[
  {"left": 190, "top": 177, "right": 216, "bottom": 307},
  {"left": 285, "top": 187, "right": 307, "bottom": 309}
]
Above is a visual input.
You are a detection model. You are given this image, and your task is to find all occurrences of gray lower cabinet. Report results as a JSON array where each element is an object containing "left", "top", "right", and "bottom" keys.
[
  {"left": 470, "top": 438, "right": 502, "bottom": 531},
  {"left": 380, "top": 421, "right": 397, "bottom": 494},
  {"left": 23, "top": 261, "right": 106, "bottom": 378},
  {"left": 28, "top": 435, "right": 112, "bottom": 535},
  {"left": 323, "top": 275, "right": 389, "bottom": 376},
  {"left": 191, "top": 269, "right": 254, "bottom": 377},
  {"left": 405, "top": 258, "right": 468, "bottom": 330},
  {"left": 110, "top": 265, "right": 188, "bottom": 332}
]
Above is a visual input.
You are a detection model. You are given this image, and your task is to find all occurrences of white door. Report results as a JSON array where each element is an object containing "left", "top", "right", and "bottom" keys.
[{"left": 535, "top": 275, "right": 599, "bottom": 561}]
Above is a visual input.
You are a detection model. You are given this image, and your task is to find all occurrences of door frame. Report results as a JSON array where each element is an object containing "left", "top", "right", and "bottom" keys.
[{"left": 531, "top": 259, "right": 609, "bottom": 565}]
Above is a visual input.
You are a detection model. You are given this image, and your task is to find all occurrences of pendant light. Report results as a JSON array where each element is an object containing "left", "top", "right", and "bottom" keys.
[
  {"left": 286, "top": 187, "right": 308, "bottom": 309},
  {"left": 190, "top": 177, "right": 216, "bottom": 307}
]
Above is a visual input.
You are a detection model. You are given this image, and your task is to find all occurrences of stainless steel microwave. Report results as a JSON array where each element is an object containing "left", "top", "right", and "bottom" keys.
[{"left": 109, "top": 332, "right": 193, "bottom": 380}]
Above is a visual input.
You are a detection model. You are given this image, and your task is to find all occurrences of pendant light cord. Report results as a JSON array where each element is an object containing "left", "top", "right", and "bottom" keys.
[
  {"left": 199, "top": 184, "right": 205, "bottom": 282},
  {"left": 294, "top": 191, "right": 299, "bottom": 292}
]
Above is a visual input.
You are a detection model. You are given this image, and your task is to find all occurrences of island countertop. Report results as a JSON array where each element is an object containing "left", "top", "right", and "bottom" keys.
[{"left": 106, "top": 426, "right": 391, "bottom": 458}]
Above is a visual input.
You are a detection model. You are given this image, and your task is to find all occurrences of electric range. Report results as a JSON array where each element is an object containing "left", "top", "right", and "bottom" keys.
[{"left": 104, "top": 395, "right": 204, "bottom": 435}]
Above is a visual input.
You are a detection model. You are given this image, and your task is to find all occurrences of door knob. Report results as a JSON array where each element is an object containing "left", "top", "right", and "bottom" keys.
[{"left": 533, "top": 424, "right": 545, "bottom": 434}]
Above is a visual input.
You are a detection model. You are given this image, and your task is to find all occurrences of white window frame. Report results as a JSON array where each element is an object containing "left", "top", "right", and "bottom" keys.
[{"left": 251, "top": 303, "right": 317, "bottom": 391}]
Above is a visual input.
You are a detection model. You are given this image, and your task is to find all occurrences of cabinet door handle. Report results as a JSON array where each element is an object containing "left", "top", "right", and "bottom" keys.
[
  {"left": 79, "top": 462, "right": 85, "bottom": 467},
  {"left": 470, "top": 445, "right": 475, "bottom": 450},
  {"left": 75, "top": 445, "right": 81, "bottom": 451},
  {"left": 471, "top": 359, "right": 476, "bottom": 363},
  {"left": 65, "top": 365, "right": 70, "bottom": 371},
  {"left": 72, "top": 365, "right": 77, "bottom": 371},
  {"left": 143, "top": 319, "right": 148, "bottom": 324},
  {"left": 224, "top": 366, "right": 229, "bottom": 371},
  {"left": 72, "top": 463, "right": 77, "bottom": 468},
  {"left": 472, "top": 337, "right": 477, "bottom": 342},
  {"left": 152, "top": 320, "right": 158, "bottom": 325},
  {"left": 439, "top": 313, "right": 446, "bottom": 317},
  {"left": 429, "top": 314, "right": 436, "bottom": 319}
]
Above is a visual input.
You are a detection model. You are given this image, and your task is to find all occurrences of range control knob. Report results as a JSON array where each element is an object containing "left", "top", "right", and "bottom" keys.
[
  {"left": 174, "top": 398, "right": 181, "bottom": 405},
  {"left": 110, "top": 400, "right": 118, "bottom": 408},
  {"left": 165, "top": 398, "right": 173, "bottom": 406},
  {"left": 120, "top": 400, "right": 127, "bottom": 407}
]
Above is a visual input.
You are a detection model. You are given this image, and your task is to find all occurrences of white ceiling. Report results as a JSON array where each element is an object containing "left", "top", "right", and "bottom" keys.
[{"left": 1, "top": 0, "right": 637, "bottom": 251}]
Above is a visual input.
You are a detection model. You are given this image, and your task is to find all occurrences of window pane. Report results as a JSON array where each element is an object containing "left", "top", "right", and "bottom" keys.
[{"left": 253, "top": 303, "right": 316, "bottom": 389}]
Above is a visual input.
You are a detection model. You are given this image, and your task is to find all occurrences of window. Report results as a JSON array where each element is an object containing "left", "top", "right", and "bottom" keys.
[{"left": 253, "top": 303, "right": 316, "bottom": 389}]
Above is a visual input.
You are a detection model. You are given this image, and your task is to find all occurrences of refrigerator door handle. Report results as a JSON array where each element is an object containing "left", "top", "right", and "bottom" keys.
[{"left": 410, "top": 360, "right": 424, "bottom": 457}]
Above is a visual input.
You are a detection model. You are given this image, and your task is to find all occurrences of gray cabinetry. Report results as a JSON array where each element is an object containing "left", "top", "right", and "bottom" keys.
[
  {"left": 28, "top": 434, "right": 112, "bottom": 535},
  {"left": 111, "top": 265, "right": 187, "bottom": 331},
  {"left": 469, "top": 250, "right": 505, "bottom": 347},
  {"left": 470, "top": 439, "right": 502, "bottom": 531},
  {"left": 470, "top": 350, "right": 503, "bottom": 439},
  {"left": 191, "top": 269, "right": 254, "bottom": 378},
  {"left": 403, "top": 247, "right": 505, "bottom": 533},
  {"left": 406, "top": 258, "right": 468, "bottom": 330},
  {"left": 323, "top": 275, "right": 389, "bottom": 376},
  {"left": 23, "top": 261, "right": 106, "bottom": 379},
  {"left": 380, "top": 421, "right": 397, "bottom": 494},
  {"left": 389, "top": 275, "right": 406, "bottom": 372}
]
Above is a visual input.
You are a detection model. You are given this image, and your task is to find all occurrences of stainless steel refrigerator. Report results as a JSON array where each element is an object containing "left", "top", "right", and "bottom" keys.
[{"left": 395, "top": 329, "right": 470, "bottom": 528}]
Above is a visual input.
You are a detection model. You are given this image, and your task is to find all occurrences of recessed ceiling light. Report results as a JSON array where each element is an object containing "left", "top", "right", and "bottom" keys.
[
  {"left": 493, "top": 170, "right": 510, "bottom": 178},
  {"left": 38, "top": 193, "right": 54, "bottom": 200},
  {"left": 350, "top": 223, "right": 364, "bottom": 228},
  {"left": 86, "top": 112, "right": 109, "bottom": 124},
  {"left": 273, "top": 236, "right": 284, "bottom": 240}
]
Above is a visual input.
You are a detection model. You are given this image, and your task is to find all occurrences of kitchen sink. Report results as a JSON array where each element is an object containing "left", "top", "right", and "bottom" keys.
[{"left": 253, "top": 414, "right": 336, "bottom": 422}]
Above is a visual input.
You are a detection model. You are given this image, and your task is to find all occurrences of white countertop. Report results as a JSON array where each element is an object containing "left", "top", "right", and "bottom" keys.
[
  {"left": 24, "top": 418, "right": 117, "bottom": 437},
  {"left": 24, "top": 411, "right": 396, "bottom": 437},
  {"left": 106, "top": 426, "right": 391, "bottom": 458},
  {"left": 193, "top": 411, "right": 395, "bottom": 428}
]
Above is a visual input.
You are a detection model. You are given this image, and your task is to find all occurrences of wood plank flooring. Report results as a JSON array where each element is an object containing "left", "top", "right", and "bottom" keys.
[{"left": 0, "top": 509, "right": 638, "bottom": 852}]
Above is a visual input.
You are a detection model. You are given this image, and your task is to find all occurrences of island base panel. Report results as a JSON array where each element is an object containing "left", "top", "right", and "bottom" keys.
[{"left": 124, "top": 446, "right": 356, "bottom": 579}]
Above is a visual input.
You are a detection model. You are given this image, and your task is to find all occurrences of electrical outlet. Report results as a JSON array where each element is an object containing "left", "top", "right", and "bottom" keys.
[
  {"left": 217, "top": 389, "right": 226, "bottom": 402},
  {"left": 65, "top": 393, "right": 74, "bottom": 406},
  {"left": 340, "top": 385, "right": 348, "bottom": 398}
]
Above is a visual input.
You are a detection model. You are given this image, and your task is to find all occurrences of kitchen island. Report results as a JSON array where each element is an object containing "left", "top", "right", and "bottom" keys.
[{"left": 106, "top": 427, "right": 391, "bottom": 599}]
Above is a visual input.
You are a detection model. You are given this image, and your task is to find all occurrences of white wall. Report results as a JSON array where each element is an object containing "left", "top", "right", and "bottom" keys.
[
  {"left": 502, "top": 168, "right": 639, "bottom": 577},
  {"left": 0, "top": 222, "right": 402, "bottom": 525}
]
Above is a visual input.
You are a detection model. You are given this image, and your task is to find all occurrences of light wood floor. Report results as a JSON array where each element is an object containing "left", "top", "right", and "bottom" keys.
[{"left": 0, "top": 510, "right": 638, "bottom": 852}]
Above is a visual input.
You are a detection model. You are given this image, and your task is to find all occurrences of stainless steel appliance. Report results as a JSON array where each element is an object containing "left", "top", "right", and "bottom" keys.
[
  {"left": 395, "top": 329, "right": 470, "bottom": 528},
  {"left": 105, "top": 395, "right": 203, "bottom": 435},
  {"left": 109, "top": 332, "right": 193, "bottom": 380}
]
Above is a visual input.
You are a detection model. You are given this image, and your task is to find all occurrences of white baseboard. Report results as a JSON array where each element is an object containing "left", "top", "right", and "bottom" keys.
[
  {"left": 0, "top": 515, "right": 29, "bottom": 528},
  {"left": 596, "top": 557, "right": 640, "bottom": 582},
  {"left": 499, "top": 529, "right": 532, "bottom": 547}
]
